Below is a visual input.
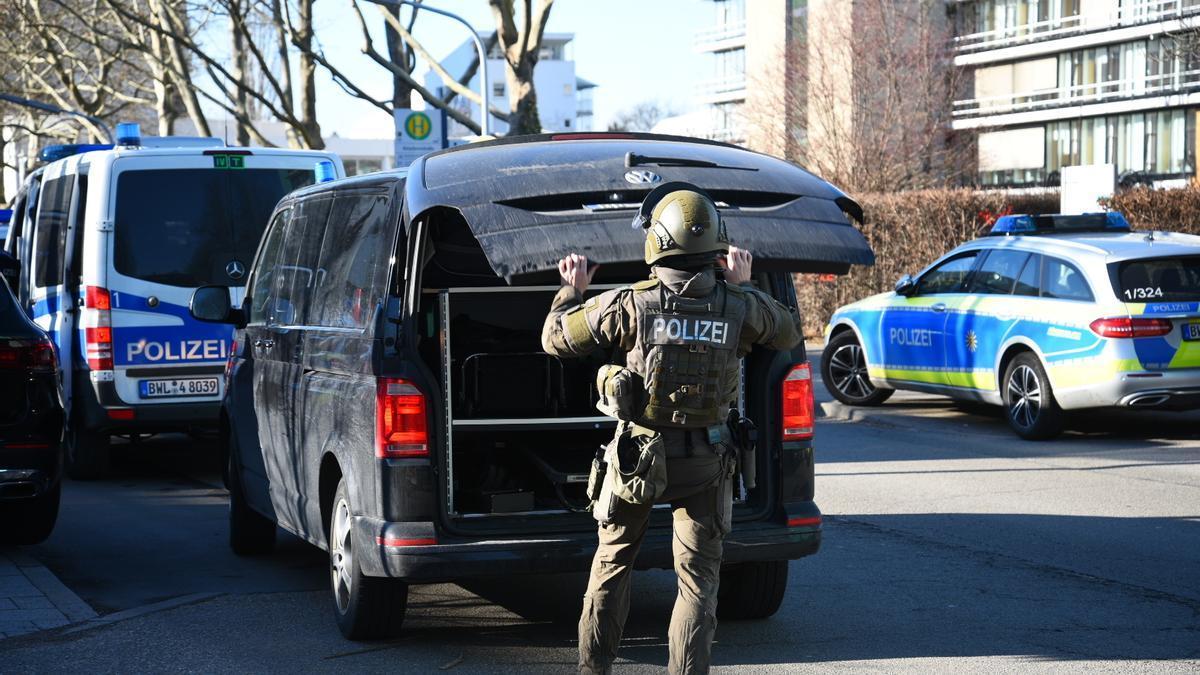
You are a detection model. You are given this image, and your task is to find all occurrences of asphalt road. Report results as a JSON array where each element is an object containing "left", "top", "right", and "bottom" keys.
[{"left": 1, "top": 349, "right": 1198, "bottom": 672}]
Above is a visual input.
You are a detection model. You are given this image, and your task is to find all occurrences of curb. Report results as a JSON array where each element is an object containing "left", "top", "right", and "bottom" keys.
[{"left": 0, "top": 549, "right": 97, "bottom": 640}]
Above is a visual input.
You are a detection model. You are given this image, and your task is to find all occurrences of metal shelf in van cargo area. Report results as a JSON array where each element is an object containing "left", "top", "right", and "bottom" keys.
[{"left": 434, "top": 284, "right": 745, "bottom": 517}]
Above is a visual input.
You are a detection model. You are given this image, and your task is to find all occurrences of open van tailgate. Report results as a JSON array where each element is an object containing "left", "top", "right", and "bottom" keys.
[{"left": 405, "top": 135, "right": 873, "bottom": 280}]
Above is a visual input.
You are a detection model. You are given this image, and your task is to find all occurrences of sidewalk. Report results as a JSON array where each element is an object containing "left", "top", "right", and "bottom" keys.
[{"left": 0, "top": 549, "right": 96, "bottom": 639}]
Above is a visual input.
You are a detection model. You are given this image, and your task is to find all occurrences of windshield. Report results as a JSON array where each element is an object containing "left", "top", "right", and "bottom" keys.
[
  {"left": 113, "top": 168, "right": 314, "bottom": 287},
  {"left": 1112, "top": 256, "right": 1200, "bottom": 302}
]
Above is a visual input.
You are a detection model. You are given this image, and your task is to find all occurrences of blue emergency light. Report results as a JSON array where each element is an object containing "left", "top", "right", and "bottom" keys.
[
  {"left": 314, "top": 160, "right": 336, "bottom": 183},
  {"left": 0, "top": 209, "right": 11, "bottom": 225},
  {"left": 38, "top": 143, "right": 113, "bottom": 163},
  {"left": 990, "top": 212, "right": 1132, "bottom": 236},
  {"left": 116, "top": 122, "right": 141, "bottom": 146}
]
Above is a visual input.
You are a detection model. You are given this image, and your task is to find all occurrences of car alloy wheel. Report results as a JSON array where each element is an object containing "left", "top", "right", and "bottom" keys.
[
  {"left": 1006, "top": 364, "right": 1042, "bottom": 429},
  {"left": 330, "top": 497, "right": 354, "bottom": 615},
  {"left": 828, "top": 342, "right": 875, "bottom": 400}
]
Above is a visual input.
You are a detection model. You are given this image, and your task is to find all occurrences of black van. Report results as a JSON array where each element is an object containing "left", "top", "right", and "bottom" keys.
[{"left": 190, "top": 133, "right": 873, "bottom": 639}]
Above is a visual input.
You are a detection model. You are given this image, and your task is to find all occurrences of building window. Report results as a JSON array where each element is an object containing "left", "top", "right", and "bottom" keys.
[
  {"left": 492, "top": 82, "right": 505, "bottom": 98},
  {"left": 344, "top": 158, "right": 384, "bottom": 177},
  {"left": 1044, "top": 109, "right": 1193, "bottom": 178}
]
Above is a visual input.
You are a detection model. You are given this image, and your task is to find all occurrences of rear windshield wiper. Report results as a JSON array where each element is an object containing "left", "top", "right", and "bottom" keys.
[{"left": 625, "top": 152, "right": 757, "bottom": 171}]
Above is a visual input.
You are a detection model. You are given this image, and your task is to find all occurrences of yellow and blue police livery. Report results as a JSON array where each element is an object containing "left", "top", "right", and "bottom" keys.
[{"left": 823, "top": 212, "right": 1200, "bottom": 439}]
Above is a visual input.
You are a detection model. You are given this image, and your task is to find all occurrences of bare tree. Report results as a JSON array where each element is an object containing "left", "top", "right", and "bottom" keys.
[
  {"left": 744, "top": 0, "right": 970, "bottom": 192},
  {"left": 607, "top": 101, "right": 676, "bottom": 133},
  {"left": 488, "top": 0, "right": 554, "bottom": 135}
]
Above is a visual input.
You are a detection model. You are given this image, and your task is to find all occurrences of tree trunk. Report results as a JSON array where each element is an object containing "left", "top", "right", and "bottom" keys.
[
  {"left": 385, "top": 5, "right": 414, "bottom": 110},
  {"left": 154, "top": 0, "right": 210, "bottom": 137},
  {"left": 506, "top": 58, "right": 541, "bottom": 135},
  {"left": 292, "top": 0, "right": 324, "bottom": 149},
  {"left": 229, "top": 0, "right": 251, "bottom": 146}
]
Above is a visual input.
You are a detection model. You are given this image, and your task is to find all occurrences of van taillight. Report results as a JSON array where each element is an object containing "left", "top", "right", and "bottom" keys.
[
  {"left": 376, "top": 378, "right": 429, "bottom": 459},
  {"left": 1090, "top": 317, "right": 1173, "bottom": 338},
  {"left": 782, "top": 363, "right": 815, "bottom": 441},
  {"left": 83, "top": 286, "right": 113, "bottom": 372}
]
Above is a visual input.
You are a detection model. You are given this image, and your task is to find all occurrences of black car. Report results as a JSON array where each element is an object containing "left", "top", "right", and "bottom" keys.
[
  {"left": 190, "top": 133, "right": 873, "bottom": 639},
  {"left": 0, "top": 277, "right": 64, "bottom": 545}
]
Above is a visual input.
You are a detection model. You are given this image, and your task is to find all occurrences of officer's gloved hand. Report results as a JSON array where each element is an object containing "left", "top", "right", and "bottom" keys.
[
  {"left": 719, "top": 246, "right": 753, "bottom": 285},
  {"left": 557, "top": 253, "right": 599, "bottom": 295}
]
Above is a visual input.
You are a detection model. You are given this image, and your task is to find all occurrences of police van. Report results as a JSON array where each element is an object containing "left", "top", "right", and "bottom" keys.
[{"left": 4, "top": 124, "right": 342, "bottom": 478}]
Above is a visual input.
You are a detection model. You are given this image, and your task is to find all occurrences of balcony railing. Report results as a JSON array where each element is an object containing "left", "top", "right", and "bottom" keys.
[
  {"left": 954, "top": 0, "right": 1200, "bottom": 52},
  {"left": 954, "top": 67, "right": 1200, "bottom": 117},
  {"left": 696, "top": 74, "right": 748, "bottom": 98},
  {"left": 694, "top": 20, "right": 747, "bottom": 49}
]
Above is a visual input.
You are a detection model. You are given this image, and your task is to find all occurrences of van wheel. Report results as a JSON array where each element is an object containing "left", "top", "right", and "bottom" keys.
[
  {"left": 329, "top": 479, "right": 408, "bottom": 640},
  {"left": 65, "top": 427, "right": 110, "bottom": 481},
  {"left": 1003, "top": 353, "right": 1064, "bottom": 440},
  {"left": 228, "top": 437, "right": 275, "bottom": 555},
  {"left": 823, "top": 331, "right": 893, "bottom": 406},
  {"left": 0, "top": 483, "right": 61, "bottom": 545},
  {"left": 717, "top": 560, "right": 788, "bottom": 620}
]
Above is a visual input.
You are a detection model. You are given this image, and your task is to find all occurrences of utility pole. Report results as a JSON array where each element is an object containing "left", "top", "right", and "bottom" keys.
[{"left": 361, "top": 0, "right": 491, "bottom": 137}]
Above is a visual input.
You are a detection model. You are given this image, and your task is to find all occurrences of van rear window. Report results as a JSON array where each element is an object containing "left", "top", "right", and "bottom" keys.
[
  {"left": 1113, "top": 256, "right": 1200, "bottom": 302},
  {"left": 113, "top": 168, "right": 313, "bottom": 287}
]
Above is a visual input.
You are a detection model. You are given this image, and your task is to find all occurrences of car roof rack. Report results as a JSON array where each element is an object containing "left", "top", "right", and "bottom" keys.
[{"left": 988, "top": 212, "right": 1132, "bottom": 236}]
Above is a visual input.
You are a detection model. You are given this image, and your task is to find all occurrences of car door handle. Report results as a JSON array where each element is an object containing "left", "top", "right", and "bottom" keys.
[{"left": 931, "top": 303, "right": 947, "bottom": 313}]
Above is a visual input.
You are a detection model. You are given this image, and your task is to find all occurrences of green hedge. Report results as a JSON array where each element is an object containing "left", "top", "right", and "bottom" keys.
[{"left": 1102, "top": 183, "right": 1200, "bottom": 235}]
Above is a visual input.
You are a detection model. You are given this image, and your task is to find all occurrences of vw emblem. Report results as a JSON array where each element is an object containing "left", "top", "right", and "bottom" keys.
[
  {"left": 225, "top": 260, "right": 246, "bottom": 280},
  {"left": 624, "top": 170, "right": 662, "bottom": 185}
]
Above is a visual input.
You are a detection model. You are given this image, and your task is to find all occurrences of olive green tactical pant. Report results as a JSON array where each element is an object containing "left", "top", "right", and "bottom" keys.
[{"left": 579, "top": 441, "right": 730, "bottom": 675}]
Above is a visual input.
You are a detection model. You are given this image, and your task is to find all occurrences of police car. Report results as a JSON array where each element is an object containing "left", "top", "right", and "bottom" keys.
[
  {"left": 823, "top": 212, "right": 1200, "bottom": 439},
  {"left": 4, "top": 124, "right": 342, "bottom": 477}
]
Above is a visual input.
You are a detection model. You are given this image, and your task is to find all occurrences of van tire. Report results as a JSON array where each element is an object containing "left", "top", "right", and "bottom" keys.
[
  {"left": 65, "top": 427, "right": 110, "bottom": 481},
  {"left": 717, "top": 560, "right": 789, "bottom": 620},
  {"left": 822, "top": 331, "right": 893, "bottom": 406},
  {"left": 0, "top": 483, "right": 61, "bottom": 545},
  {"left": 228, "top": 437, "right": 276, "bottom": 555},
  {"left": 1002, "top": 353, "right": 1064, "bottom": 440},
  {"left": 329, "top": 479, "right": 408, "bottom": 640}
]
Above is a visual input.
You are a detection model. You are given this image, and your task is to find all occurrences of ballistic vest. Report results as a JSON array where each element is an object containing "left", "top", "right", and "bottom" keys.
[{"left": 627, "top": 278, "right": 748, "bottom": 428}]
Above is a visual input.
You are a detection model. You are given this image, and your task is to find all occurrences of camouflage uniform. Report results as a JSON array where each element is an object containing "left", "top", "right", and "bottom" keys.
[{"left": 542, "top": 265, "right": 802, "bottom": 674}]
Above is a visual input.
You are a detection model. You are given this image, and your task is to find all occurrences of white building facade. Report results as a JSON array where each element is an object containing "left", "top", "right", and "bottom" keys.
[
  {"left": 693, "top": 0, "right": 749, "bottom": 144},
  {"left": 951, "top": 0, "right": 1200, "bottom": 187},
  {"left": 427, "top": 33, "right": 597, "bottom": 139}
]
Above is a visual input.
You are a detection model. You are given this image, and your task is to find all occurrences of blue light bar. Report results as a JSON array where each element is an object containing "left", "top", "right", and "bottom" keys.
[
  {"left": 314, "top": 160, "right": 336, "bottom": 183},
  {"left": 991, "top": 214, "right": 1036, "bottom": 235},
  {"left": 38, "top": 143, "right": 114, "bottom": 163},
  {"left": 116, "top": 122, "right": 141, "bottom": 146},
  {"left": 990, "top": 212, "right": 1132, "bottom": 236}
]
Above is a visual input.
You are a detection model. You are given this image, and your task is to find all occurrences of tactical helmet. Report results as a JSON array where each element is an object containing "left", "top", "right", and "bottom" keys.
[{"left": 634, "top": 182, "right": 729, "bottom": 265}]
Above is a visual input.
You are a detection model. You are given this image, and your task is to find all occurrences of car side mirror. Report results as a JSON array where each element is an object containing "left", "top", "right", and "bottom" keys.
[
  {"left": 894, "top": 274, "right": 917, "bottom": 297},
  {"left": 190, "top": 286, "right": 245, "bottom": 327}
]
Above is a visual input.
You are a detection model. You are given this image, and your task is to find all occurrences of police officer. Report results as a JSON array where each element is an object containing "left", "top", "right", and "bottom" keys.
[{"left": 541, "top": 183, "right": 803, "bottom": 674}]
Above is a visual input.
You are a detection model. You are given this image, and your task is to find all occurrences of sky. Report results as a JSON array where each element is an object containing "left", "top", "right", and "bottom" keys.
[{"left": 310, "top": 0, "right": 710, "bottom": 139}]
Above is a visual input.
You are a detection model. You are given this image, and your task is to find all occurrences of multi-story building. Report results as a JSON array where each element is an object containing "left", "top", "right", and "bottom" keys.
[
  {"left": 951, "top": 0, "right": 1200, "bottom": 188},
  {"left": 694, "top": 0, "right": 749, "bottom": 144},
  {"left": 429, "top": 33, "right": 597, "bottom": 139}
]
